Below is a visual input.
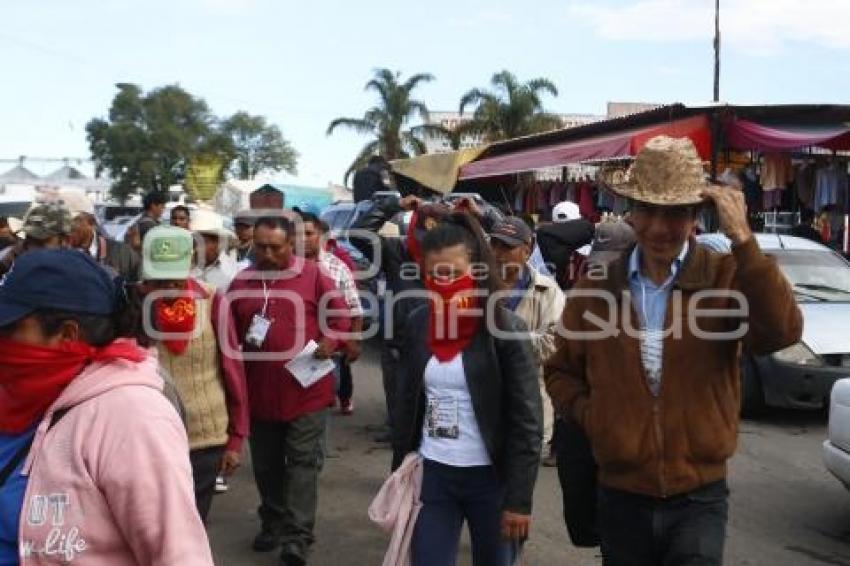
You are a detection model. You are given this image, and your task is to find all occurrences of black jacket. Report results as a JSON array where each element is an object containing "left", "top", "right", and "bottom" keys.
[
  {"left": 350, "top": 198, "right": 425, "bottom": 349},
  {"left": 392, "top": 305, "right": 543, "bottom": 514},
  {"left": 536, "top": 220, "right": 594, "bottom": 286},
  {"left": 352, "top": 166, "right": 386, "bottom": 203}
]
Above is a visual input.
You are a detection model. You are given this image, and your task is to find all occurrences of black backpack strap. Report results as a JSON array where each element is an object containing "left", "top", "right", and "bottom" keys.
[{"left": 0, "top": 438, "right": 34, "bottom": 489}]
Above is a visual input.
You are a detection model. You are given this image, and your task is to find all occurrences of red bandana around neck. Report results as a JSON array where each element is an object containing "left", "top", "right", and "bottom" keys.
[
  {"left": 425, "top": 273, "right": 482, "bottom": 362},
  {"left": 0, "top": 338, "right": 145, "bottom": 434}
]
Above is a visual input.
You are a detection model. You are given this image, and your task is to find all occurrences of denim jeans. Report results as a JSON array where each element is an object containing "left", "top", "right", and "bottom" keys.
[
  {"left": 598, "top": 480, "right": 729, "bottom": 566},
  {"left": 412, "top": 459, "right": 519, "bottom": 566}
]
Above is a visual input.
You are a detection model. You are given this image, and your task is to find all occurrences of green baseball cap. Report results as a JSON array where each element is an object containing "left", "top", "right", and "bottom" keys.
[
  {"left": 142, "top": 226, "right": 193, "bottom": 280},
  {"left": 21, "top": 203, "right": 73, "bottom": 240}
]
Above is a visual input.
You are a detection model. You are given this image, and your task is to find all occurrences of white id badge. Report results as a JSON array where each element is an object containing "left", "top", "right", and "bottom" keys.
[
  {"left": 425, "top": 395, "right": 459, "bottom": 439},
  {"left": 246, "top": 314, "right": 271, "bottom": 347}
]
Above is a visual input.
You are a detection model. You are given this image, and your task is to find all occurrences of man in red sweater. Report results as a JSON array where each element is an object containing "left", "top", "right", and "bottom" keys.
[{"left": 227, "top": 216, "right": 350, "bottom": 566}]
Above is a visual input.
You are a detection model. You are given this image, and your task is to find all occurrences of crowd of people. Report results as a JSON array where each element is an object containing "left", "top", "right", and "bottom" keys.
[{"left": 0, "top": 136, "right": 804, "bottom": 566}]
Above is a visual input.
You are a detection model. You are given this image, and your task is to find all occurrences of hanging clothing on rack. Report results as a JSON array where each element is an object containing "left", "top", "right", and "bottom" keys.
[
  {"left": 513, "top": 185, "right": 525, "bottom": 213},
  {"left": 525, "top": 183, "right": 538, "bottom": 213},
  {"left": 815, "top": 162, "right": 849, "bottom": 212},
  {"left": 763, "top": 189, "right": 783, "bottom": 210},
  {"left": 795, "top": 162, "right": 816, "bottom": 209},
  {"left": 612, "top": 196, "right": 629, "bottom": 216},
  {"left": 549, "top": 182, "right": 566, "bottom": 206},
  {"left": 576, "top": 180, "right": 595, "bottom": 219},
  {"left": 761, "top": 153, "right": 794, "bottom": 192},
  {"left": 564, "top": 181, "right": 576, "bottom": 203},
  {"left": 538, "top": 182, "right": 551, "bottom": 213},
  {"left": 597, "top": 187, "right": 615, "bottom": 211},
  {"left": 740, "top": 168, "right": 762, "bottom": 212}
]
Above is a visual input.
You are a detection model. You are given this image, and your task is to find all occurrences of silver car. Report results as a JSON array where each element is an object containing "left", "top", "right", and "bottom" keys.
[{"left": 697, "top": 233, "right": 850, "bottom": 415}]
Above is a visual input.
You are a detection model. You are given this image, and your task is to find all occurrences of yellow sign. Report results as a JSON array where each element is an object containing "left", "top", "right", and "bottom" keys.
[{"left": 185, "top": 156, "right": 224, "bottom": 201}]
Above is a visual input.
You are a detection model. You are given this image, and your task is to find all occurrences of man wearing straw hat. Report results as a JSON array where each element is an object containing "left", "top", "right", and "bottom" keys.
[{"left": 545, "top": 136, "right": 803, "bottom": 565}]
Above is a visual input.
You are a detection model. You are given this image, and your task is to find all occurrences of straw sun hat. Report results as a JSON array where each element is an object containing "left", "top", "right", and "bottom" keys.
[{"left": 607, "top": 135, "right": 716, "bottom": 206}]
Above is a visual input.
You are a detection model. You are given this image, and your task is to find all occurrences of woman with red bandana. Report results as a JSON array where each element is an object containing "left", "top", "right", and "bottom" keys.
[
  {"left": 0, "top": 249, "right": 213, "bottom": 565},
  {"left": 390, "top": 213, "right": 543, "bottom": 565},
  {"left": 139, "top": 226, "right": 249, "bottom": 524}
]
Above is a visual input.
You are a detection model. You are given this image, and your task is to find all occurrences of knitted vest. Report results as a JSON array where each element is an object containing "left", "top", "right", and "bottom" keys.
[{"left": 157, "top": 285, "right": 228, "bottom": 450}]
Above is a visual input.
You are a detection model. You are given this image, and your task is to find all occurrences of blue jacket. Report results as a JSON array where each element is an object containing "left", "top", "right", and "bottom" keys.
[{"left": 0, "top": 427, "right": 36, "bottom": 566}]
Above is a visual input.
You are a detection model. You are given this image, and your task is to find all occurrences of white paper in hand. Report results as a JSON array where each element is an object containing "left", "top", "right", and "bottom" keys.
[{"left": 285, "top": 340, "right": 336, "bottom": 388}]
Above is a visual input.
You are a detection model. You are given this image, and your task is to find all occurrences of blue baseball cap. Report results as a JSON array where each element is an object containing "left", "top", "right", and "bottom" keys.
[
  {"left": 0, "top": 249, "right": 117, "bottom": 327},
  {"left": 292, "top": 203, "right": 322, "bottom": 217}
]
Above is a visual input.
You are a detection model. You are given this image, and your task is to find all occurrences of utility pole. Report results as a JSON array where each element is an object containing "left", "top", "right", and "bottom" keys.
[
  {"left": 709, "top": 0, "right": 722, "bottom": 225},
  {"left": 713, "top": 0, "right": 720, "bottom": 102}
]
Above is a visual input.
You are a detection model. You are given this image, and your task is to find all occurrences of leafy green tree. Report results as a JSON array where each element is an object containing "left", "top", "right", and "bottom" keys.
[
  {"left": 458, "top": 70, "right": 562, "bottom": 142},
  {"left": 221, "top": 111, "right": 298, "bottom": 179},
  {"left": 87, "top": 83, "right": 232, "bottom": 201},
  {"left": 327, "top": 68, "right": 444, "bottom": 182}
]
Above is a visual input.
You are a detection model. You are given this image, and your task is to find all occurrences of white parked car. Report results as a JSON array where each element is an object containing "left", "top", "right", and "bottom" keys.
[
  {"left": 697, "top": 233, "right": 850, "bottom": 415},
  {"left": 824, "top": 378, "right": 850, "bottom": 489}
]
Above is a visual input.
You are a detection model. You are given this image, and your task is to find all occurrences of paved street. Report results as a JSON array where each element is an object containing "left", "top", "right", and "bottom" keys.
[{"left": 208, "top": 342, "right": 850, "bottom": 566}]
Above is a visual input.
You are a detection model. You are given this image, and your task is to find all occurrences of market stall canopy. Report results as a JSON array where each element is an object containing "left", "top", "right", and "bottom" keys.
[
  {"left": 459, "top": 115, "right": 711, "bottom": 180},
  {"left": 725, "top": 118, "right": 850, "bottom": 152},
  {"left": 631, "top": 115, "right": 711, "bottom": 160},
  {"left": 391, "top": 146, "right": 489, "bottom": 194}
]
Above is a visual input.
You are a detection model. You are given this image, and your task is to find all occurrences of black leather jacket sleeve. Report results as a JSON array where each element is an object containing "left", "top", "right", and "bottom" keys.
[
  {"left": 390, "top": 308, "right": 424, "bottom": 470},
  {"left": 349, "top": 198, "right": 405, "bottom": 271},
  {"left": 495, "top": 311, "right": 543, "bottom": 515}
]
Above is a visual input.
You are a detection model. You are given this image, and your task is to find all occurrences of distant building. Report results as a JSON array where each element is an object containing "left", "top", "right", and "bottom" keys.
[
  {"left": 423, "top": 111, "right": 486, "bottom": 153},
  {"left": 421, "top": 111, "right": 606, "bottom": 154},
  {"left": 0, "top": 159, "right": 111, "bottom": 207},
  {"left": 606, "top": 102, "right": 664, "bottom": 119}
]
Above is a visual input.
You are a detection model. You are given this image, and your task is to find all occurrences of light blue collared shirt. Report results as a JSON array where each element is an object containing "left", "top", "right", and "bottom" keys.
[
  {"left": 529, "top": 244, "right": 553, "bottom": 278},
  {"left": 628, "top": 241, "right": 689, "bottom": 396}
]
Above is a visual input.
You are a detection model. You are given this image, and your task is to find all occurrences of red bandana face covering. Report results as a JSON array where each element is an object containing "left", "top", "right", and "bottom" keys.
[
  {"left": 0, "top": 338, "right": 145, "bottom": 434},
  {"left": 424, "top": 273, "right": 482, "bottom": 362},
  {"left": 155, "top": 296, "right": 196, "bottom": 355}
]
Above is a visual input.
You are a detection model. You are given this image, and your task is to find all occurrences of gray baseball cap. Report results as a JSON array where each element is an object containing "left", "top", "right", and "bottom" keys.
[{"left": 587, "top": 221, "right": 636, "bottom": 266}]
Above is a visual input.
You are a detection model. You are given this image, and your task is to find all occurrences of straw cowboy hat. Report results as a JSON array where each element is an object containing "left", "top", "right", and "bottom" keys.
[
  {"left": 191, "top": 208, "right": 235, "bottom": 240},
  {"left": 608, "top": 135, "right": 715, "bottom": 206}
]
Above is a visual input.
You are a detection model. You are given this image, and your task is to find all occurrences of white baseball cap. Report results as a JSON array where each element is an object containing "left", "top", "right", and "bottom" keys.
[{"left": 552, "top": 201, "right": 581, "bottom": 223}]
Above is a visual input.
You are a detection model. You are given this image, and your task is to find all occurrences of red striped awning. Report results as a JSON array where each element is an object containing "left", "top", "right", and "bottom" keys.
[
  {"left": 458, "top": 115, "right": 711, "bottom": 180},
  {"left": 725, "top": 118, "right": 850, "bottom": 152}
]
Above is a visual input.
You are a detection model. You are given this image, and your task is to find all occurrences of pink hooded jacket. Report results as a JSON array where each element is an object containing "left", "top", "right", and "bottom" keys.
[{"left": 17, "top": 347, "right": 214, "bottom": 565}]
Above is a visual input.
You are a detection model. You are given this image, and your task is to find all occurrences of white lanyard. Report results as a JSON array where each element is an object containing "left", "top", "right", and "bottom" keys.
[
  {"left": 639, "top": 277, "right": 667, "bottom": 331},
  {"left": 261, "top": 278, "right": 270, "bottom": 317}
]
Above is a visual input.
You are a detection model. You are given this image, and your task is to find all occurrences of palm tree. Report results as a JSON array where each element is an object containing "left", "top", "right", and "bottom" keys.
[
  {"left": 458, "top": 70, "right": 562, "bottom": 142},
  {"left": 327, "top": 68, "right": 445, "bottom": 183}
]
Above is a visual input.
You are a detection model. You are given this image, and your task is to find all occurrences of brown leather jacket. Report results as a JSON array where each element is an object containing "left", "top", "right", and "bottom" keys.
[{"left": 544, "top": 238, "right": 802, "bottom": 498}]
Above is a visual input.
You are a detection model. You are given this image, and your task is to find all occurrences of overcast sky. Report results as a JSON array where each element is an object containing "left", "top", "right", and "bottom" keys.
[{"left": 3, "top": 0, "right": 850, "bottom": 186}]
